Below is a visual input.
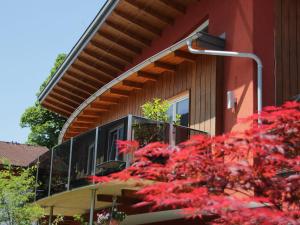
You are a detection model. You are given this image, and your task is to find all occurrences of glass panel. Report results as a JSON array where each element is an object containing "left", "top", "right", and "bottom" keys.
[
  {"left": 176, "top": 98, "right": 189, "bottom": 126},
  {"left": 50, "top": 141, "right": 71, "bottom": 195},
  {"left": 95, "top": 117, "right": 128, "bottom": 176},
  {"left": 167, "top": 105, "right": 173, "bottom": 123},
  {"left": 69, "top": 129, "right": 96, "bottom": 189},
  {"left": 173, "top": 125, "right": 206, "bottom": 145},
  {"left": 35, "top": 151, "right": 51, "bottom": 200},
  {"left": 131, "top": 116, "right": 170, "bottom": 147}
]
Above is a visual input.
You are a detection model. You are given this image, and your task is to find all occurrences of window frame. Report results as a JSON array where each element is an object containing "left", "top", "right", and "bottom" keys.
[{"left": 168, "top": 91, "right": 190, "bottom": 126}]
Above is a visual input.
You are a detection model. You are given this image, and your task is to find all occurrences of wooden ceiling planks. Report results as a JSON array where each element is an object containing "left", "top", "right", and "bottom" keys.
[
  {"left": 63, "top": 46, "right": 198, "bottom": 139},
  {"left": 42, "top": 0, "right": 196, "bottom": 134}
]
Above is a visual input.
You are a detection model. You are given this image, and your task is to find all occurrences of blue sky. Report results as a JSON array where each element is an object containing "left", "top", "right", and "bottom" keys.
[{"left": 0, "top": 0, "right": 105, "bottom": 143}]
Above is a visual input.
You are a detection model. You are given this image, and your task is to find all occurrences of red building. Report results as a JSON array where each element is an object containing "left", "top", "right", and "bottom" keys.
[{"left": 34, "top": 0, "right": 300, "bottom": 224}]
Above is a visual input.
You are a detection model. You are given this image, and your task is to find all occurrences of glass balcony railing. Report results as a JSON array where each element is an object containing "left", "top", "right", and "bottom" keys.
[{"left": 35, "top": 115, "right": 205, "bottom": 200}]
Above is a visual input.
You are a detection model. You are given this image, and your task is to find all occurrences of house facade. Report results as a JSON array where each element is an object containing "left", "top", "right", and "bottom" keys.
[{"left": 34, "top": 0, "right": 300, "bottom": 224}]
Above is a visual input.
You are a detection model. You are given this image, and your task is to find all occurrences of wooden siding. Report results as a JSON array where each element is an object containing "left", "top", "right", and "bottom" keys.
[
  {"left": 275, "top": 0, "right": 300, "bottom": 105},
  {"left": 98, "top": 56, "right": 221, "bottom": 135}
]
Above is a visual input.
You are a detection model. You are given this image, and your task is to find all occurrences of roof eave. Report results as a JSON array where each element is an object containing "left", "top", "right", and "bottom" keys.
[{"left": 38, "top": 0, "right": 119, "bottom": 103}]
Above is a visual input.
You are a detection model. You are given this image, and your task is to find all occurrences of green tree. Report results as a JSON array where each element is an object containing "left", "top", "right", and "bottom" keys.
[
  {"left": 141, "top": 98, "right": 171, "bottom": 122},
  {"left": 20, "top": 54, "right": 67, "bottom": 149},
  {"left": 0, "top": 162, "right": 44, "bottom": 225},
  {"left": 141, "top": 98, "right": 181, "bottom": 124}
]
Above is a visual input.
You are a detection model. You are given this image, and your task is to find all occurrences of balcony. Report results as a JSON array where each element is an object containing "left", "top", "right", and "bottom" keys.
[{"left": 35, "top": 115, "right": 205, "bottom": 201}]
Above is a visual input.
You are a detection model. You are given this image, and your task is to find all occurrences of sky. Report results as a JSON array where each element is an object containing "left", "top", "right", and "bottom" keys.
[{"left": 0, "top": 0, "right": 105, "bottom": 143}]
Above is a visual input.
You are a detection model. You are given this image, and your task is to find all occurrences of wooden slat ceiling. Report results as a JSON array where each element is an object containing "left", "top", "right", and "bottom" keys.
[
  {"left": 63, "top": 45, "right": 198, "bottom": 140},
  {"left": 41, "top": 0, "right": 197, "bottom": 117}
]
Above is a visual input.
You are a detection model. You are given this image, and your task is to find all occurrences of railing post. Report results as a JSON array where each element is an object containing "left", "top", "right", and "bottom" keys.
[
  {"left": 88, "top": 188, "right": 97, "bottom": 225},
  {"left": 48, "top": 148, "right": 54, "bottom": 196},
  {"left": 93, "top": 127, "right": 99, "bottom": 184},
  {"left": 48, "top": 206, "right": 54, "bottom": 225},
  {"left": 126, "top": 115, "right": 133, "bottom": 167},
  {"left": 34, "top": 157, "right": 40, "bottom": 202},
  {"left": 67, "top": 138, "right": 73, "bottom": 191},
  {"left": 169, "top": 123, "right": 175, "bottom": 147}
]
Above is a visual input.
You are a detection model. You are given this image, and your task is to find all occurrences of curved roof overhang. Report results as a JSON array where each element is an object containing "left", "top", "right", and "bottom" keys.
[
  {"left": 58, "top": 30, "right": 220, "bottom": 142},
  {"left": 39, "top": 0, "right": 198, "bottom": 118}
]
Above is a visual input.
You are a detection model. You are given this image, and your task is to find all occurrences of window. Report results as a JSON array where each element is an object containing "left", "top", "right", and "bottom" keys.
[{"left": 167, "top": 93, "right": 189, "bottom": 126}]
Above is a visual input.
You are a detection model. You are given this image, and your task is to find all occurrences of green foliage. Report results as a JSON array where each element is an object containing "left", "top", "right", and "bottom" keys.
[
  {"left": 141, "top": 98, "right": 181, "bottom": 124},
  {"left": 73, "top": 214, "right": 87, "bottom": 225},
  {"left": 141, "top": 98, "right": 170, "bottom": 122},
  {"left": 0, "top": 164, "right": 44, "bottom": 225},
  {"left": 20, "top": 54, "right": 67, "bottom": 148},
  {"left": 20, "top": 102, "right": 66, "bottom": 149},
  {"left": 37, "top": 53, "right": 66, "bottom": 97}
]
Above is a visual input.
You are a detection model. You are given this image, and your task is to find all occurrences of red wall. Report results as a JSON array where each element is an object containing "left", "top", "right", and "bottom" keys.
[{"left": 127, "top": 0, "right": 275, "bottom": 133}]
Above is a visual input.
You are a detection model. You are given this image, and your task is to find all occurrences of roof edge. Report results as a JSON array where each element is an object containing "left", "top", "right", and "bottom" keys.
[
  {"left": 38, "top": 0, "right": 119, "bottom": 104},
  {"left": 58, "top": 22, "right": 213, "bottom": 143}
]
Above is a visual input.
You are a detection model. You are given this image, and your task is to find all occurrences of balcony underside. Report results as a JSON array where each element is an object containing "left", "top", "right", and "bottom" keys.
[{"left": 36, "top": 179, "right": 150, "bottom": 216}]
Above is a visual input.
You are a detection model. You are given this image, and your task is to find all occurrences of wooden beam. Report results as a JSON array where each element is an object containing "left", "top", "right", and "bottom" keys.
[
  {"left": 45, "top": 98, "right": 74, "bottom": 113},
  {"left": 54, "top": 86, "right": 85, "bottom": 103},
  {"left": 64, "top": 73, "right": 98, "bottom": 93},
  {"left": 110, "top": 88, "right": 131, "bottom": 97},
  {"left": 69, "top": 67, "right": 106, "bottom": 86},
  {"left": 78, "top": 55, "right": 117, "bottom": 80},
  {"left": 42, "top": 102, "right": 70, "bottom": 118},
  {"left": 96, "top": 32, "right": 141, "bottom": 55},
  {"left": 114, "top": 9, "right": 161, "bottom": 36},
  {"left": 47, "top": 95, "right": 76, "bottom": 112},
  {"left": 74, "top": 61, "right": 115, "bottom": 82},
  {"left": 137, "top": 71, "right": 159, "bottom": 81},
  {"left": 89, "top": 40, "right": 132, "bottom": 64},
  {"left": 124, "top": 0, "right": 174, "bottom": 25},
  {"left": 105, "top": 20, "right": 151, "bottom": 47},
  {"left": 122, "top": 80, "right": 143, "bottom": 89},
  {"left": 159, "top": 0, "right": 186, "bottom": 14},
  {"left": 154, "top": 61, "right": 177, "bottom": 72},
  {"left": 64, "top": 131, "right": 79, "bottom": 137},
  {"left": 82, "top": 49, "right": 124, "bottom": 72},
  {"left": 59, "top": 79, "right": 91, "bottom": 97},
  {"left": 121, "top": 189, "right": 141, "bottom": 199},
  {"left": 75, "top": 117, "right": 100, "bottom": 123},
  {"left": 97, "top": 194, "right": 140, "bottom": 205},
  {"left": 56, "top": 82, "right": 89, "bottom": 100},
  {"left": 72, "top": 122, "right": 91, "bottom": 128},
  {"left": 173, "top": 50, "right": 197, "bottom": 62},
  {"left": 90, "top": 102, "right": 111, "bottom": 110},
  {"left": 68, "top": 127, "right": 88, "bottom": 133},
  {"left": 97, "top": 96, "right": 120, "bottom": 104},
  {"left": 48, "top": 92, "right": 79, "bottom": 107},
  {"left": 81, "top": 111, "right": 103, "bottom": 117}
]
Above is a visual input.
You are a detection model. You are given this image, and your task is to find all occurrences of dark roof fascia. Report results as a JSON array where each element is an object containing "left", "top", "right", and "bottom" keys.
[
  {"left": 38, "top": 0, "right": 120, "bottom": 103},
  {"left": 196, "top": 31, "right": 225, "bottom": 50}
]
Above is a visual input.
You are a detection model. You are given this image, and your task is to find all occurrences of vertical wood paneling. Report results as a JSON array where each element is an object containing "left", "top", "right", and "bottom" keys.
[
  {"left": 98, "top": 56, "right": 220, "bottom": 135},
  {"left": 190, "top": 61, "right": 197, "bottom": 130},
  {"left": 200, "top": 57, "right": 206, "bottom": 131},
  {"left": 210, "top": 57, "right": 217, "bottom": 135},
  {"left": 275, "top": 0, "right": 300, "bottom": 104}
]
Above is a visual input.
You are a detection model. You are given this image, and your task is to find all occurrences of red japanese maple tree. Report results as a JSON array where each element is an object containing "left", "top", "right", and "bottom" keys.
[{"left": 94, "top": 102, "right": 300, "bottom": 225}]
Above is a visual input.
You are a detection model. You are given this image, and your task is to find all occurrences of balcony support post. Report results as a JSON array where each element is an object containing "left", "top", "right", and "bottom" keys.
[
  {"left": 93, "top": 127, "right": 99, "bottom": 184},
  {"left": 48, "top": 206, "right": 54, "bottom": 225},
  {"left": 67, "top": 138, "right": 73, "bottom": 190},
  {"left": 48, "top": 148, "right": 54, "bottom": 196},
  {"left": 169, "top": 123, "right": 175, "bottom": 147},
  {"left": 88, "top": 188, "right": 97, "bottom": 225},
  {"left": 126, "top": 114, "right": 133, "bottom": 167}
]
